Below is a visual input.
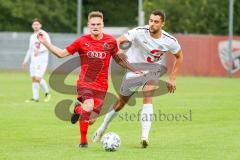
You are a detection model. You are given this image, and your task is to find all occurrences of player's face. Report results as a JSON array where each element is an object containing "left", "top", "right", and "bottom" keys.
[
  {"left": 88, "top": 17, "right": 104, "bottom": 36},
  {"left": 148, "top": 14, "right": 164, "bottom": 34},
  {"left": 32, "top": 21, "right": 42, "bottom": 32}
]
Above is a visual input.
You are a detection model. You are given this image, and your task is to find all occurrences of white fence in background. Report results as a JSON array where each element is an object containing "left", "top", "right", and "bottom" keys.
[
  {"left": 0, "top": 32, "right": 79, "bottom": 71},
  {"left": 0, "top": 28, "right": 166, "bottom": 73}
]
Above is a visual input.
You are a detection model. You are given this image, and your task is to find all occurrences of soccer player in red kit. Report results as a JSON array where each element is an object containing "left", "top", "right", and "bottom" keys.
[{"left": 37, "top": 11, "right": 138, "bottom": 148}]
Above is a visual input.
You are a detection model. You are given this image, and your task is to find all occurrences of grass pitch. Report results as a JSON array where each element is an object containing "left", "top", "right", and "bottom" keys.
[{"left": 0, "top": 71, "right": 239, "bottom": 160}]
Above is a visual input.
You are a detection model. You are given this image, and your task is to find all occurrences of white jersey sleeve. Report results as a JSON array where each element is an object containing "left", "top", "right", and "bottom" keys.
[
  {"left": 123, "top": 27, "right": 139, "bottom": 42},
  {"left": 169, "top": 40, "right": 181, "bottom": 54}
]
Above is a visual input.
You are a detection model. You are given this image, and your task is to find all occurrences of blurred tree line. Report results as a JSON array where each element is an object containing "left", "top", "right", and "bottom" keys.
[
  {"left": 0, "top": 0, "right": 239, "bottom": 35},
  {"left": 0, "top": 0, "right": 138, "bottom": 33},
  {"left": 144, "top": 0, "right": 240, "bottom": 35}
]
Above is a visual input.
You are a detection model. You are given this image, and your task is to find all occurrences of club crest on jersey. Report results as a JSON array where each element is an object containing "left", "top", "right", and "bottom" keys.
[
  {"left": 218, "top": 40, "right": 240, "bottom": 74},
  {"left": 147, "top": 49, "right": 164, "bottom": 63},
  {"left": 103, "top": 43, "right": 109, "bottom": 50},
  {"left": 87, "top": 51, "right": 106, "bottom": 59},
  {"left": 103, "top": 42, "right": 117, "bottom": 52},
  {"left": 35, "top": 42, "right": 40, "bottom": 49}
]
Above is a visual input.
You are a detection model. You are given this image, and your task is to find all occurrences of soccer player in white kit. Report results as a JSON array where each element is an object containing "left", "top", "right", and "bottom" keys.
[
  {"left": 93, "top": 10, "right": 183, "bottom": 148},
  {"left": 22, "top": 18, "right": 51, "bottom": 102}
]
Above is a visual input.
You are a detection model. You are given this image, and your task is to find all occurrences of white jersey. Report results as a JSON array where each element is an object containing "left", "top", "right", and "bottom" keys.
[
  {"left": 124, "top": 25, "right": 181, "bottom": 65},
  {"left": 23, "top": 30, "right": 51, "bottom": 64}
]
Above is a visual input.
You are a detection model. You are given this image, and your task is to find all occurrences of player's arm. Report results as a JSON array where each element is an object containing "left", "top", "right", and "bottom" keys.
[
  {"left": 22, "top": 38, "right": 32, "bottom": 68},
  {"left": 117, "top": 35, "right": 129, "bottom": 55},
  {"left": 167, "top": 50, "right": 183, "bottom": 93},
  {"left": 37, "top": 32, "right": 70, "bottom": 58},
  {"left": 113, "top": 35, "right": 142, "bottom": 73},
  {"left": 22, "top": 49, "right": 31, "bottom": 68},
  {"left": 38, "top": 32, "right": 51, "bottom": 53},
  {"left": 113, "top": 52, "right": 136, "bottom": 70}
]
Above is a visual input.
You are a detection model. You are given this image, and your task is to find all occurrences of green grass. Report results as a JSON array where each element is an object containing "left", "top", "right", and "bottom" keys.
[{"left": 0, "top": 71, "right": 239, "bottom": 160}]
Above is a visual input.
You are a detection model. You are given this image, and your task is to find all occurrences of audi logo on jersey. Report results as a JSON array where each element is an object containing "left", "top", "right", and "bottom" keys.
[
  {"left": 147, "top": 49, "right": 164, "bottom": 63},
  {"left": 87, "top": 51, "right": 106, "bottom": 59}
]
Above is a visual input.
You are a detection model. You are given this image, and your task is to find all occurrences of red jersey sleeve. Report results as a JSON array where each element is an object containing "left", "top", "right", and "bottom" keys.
[{"left": 66, "top": 38, "right": 81, "bottom": 55}]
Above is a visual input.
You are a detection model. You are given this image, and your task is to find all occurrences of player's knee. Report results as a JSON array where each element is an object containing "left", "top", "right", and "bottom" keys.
[
  {"left": 89, "top": 119, "right": 96, "bottom": 125},
  {"left": 35, "top": 77, "right": 41, "bottom": 82},
  {"left": 32, "top": 76, "right": 41, "bottom": 82},
  {"left": 84, "top": 105, "right": 93, "bottom": 112},
  {"left": 83, "top": 99, "right": 94, "bottom": 112}
]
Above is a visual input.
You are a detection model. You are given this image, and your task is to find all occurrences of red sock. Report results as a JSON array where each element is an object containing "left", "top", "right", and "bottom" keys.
[
  {"left": 79, "top": 111, "right": 91, "bottom": 144},
  {"left": 79, "top": 120, "right": 89, "bottom": 144}
]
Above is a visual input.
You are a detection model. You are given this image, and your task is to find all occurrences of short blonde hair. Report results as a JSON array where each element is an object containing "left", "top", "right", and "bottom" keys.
[{"left": 88, "top": 11, "right": 104, "bottom": 21}]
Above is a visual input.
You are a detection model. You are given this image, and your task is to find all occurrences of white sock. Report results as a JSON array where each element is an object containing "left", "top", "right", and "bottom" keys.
[
  {"left": 32, "top": 82, "right": 40, "bottom": 100},
  {"left": 141, "top": 104, "right": 153, "bottom": 140},
  {"left": 40, "top": 79, "right": 49, "bottom": 94},
  {"left": 100, "top": 107, "right": 118, "bottom": 131}
]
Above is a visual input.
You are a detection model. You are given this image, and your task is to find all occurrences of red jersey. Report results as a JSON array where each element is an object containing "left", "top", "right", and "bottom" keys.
[{"left": 66, "top": 34, "right": 118, "bottom": 91}]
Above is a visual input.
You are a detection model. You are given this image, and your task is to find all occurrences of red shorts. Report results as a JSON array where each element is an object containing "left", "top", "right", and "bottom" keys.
[{"left": 77, "top": 86, "right": 107, "bottom": 114}]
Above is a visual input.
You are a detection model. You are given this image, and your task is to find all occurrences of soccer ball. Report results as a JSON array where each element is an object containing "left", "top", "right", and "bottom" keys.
[{"left": 100, "top": 132, "right": 121, "bottom": 151}]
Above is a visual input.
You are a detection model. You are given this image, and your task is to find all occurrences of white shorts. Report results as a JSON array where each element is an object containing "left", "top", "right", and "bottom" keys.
[
  {"left": 119, "top": 64, "right": 167, "bottom": 96},
  {"left": 30, "top": 62, "right": 48, "bottom": 78}
]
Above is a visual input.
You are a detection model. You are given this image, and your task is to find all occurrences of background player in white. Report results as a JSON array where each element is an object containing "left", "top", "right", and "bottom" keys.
[
  {"left": 93, "top": 10, "right": 183, "bottom": 148},
  {"left": 22, "top": 18, "right": 51, "bottom": 102}
]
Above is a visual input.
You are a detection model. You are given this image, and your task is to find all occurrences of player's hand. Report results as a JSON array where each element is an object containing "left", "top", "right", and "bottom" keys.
[
  {"left": 134, "top": 70, "right": 149, "bottom": 76},
  {"left": 37, "top": 32, "right": 46, "bottom": 44},
  {"left": 166, "top": 79, "right": 176, "bottom": 93},
  {"left": 21, "top": 63, "right": 27, "bottom": 69}
]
